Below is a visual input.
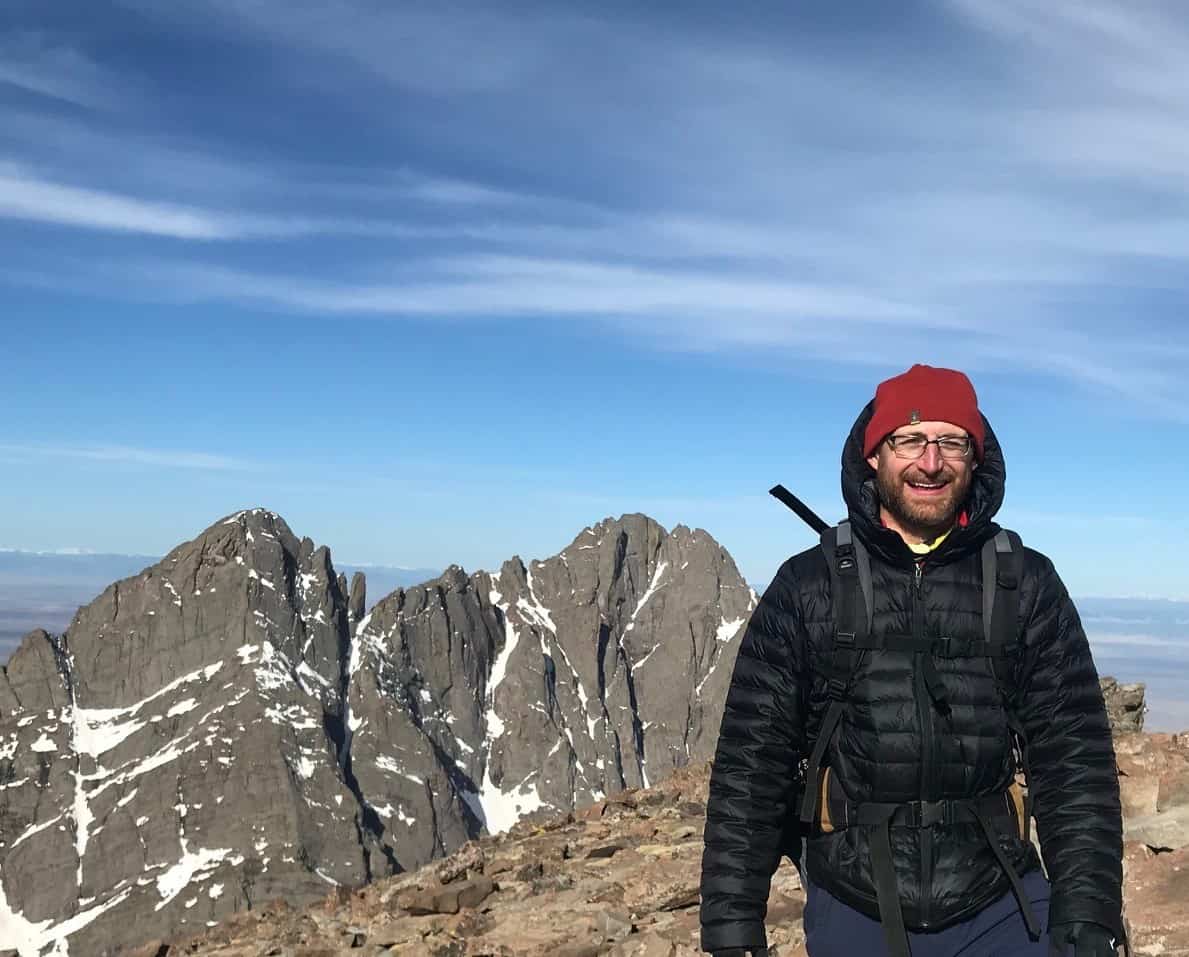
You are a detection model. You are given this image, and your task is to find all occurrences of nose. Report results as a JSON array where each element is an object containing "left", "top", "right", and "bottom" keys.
[{"left": 918, "top": 443, "right": 944, "bottom": 472}]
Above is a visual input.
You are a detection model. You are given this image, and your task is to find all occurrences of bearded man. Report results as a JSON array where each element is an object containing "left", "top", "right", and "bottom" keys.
[{"left": 699, "top": 365, "right": 1124, "bottom": 957}]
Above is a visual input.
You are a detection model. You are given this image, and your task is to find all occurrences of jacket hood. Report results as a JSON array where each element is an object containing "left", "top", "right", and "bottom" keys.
[{"left": 841, "top": 399, "right": 1006, "bottom": 566}]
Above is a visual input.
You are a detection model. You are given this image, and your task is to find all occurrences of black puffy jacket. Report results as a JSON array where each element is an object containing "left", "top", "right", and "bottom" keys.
[{"left": 699, "top": 404, "right": 1123, "bottom": 951}]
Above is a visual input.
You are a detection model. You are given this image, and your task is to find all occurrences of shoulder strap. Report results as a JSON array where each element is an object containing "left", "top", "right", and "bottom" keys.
[
  {"left": 800, "top": 521, "right": 870, "bottom": 824},
  {"left": 842, "top": 521, "right": 875, "bottom": 635},
  {"left": 822, "top": 520, "right": 872, "bottom": 689},
  {"left": 982, "top": 529, "right": 1034, "bottom": 837},
  {"left": 982, "top": 528, "right": 1025, "bottom": 715}
]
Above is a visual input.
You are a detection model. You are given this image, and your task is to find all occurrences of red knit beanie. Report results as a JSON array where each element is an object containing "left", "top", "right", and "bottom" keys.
[{"left": 863, "top": 364, "right": 985, "bottom": 461}]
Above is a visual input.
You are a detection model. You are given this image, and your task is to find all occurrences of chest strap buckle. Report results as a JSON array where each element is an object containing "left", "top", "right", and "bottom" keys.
[{"left": 908, "top": 799, "right": 948, "bottom": 827}]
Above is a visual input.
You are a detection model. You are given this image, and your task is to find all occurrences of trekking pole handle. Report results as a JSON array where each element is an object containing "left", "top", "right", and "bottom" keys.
[{"left": 769, "top": 484, "right": 830, "bottom": 535}]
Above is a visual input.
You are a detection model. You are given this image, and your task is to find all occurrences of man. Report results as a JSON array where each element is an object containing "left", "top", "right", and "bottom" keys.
[{"left": 699, "top": 365, "right": 1124, "bottom": 957}]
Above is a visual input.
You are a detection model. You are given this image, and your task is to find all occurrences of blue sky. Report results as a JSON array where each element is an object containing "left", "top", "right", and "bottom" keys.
[{"left": 2, "top": 0, "right": 1189, "bottom": 598}]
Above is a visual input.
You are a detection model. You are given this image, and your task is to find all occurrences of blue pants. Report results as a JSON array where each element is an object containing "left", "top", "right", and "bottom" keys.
[{"left": 804, "top": 870, "right": 1061, "bottom": 957}]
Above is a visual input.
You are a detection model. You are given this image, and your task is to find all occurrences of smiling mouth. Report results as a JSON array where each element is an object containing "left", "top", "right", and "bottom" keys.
[{"left": 906, "top": 479, "right": 949, "bottom": 495}]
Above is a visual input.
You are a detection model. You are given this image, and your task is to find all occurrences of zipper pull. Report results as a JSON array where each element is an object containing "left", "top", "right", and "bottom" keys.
[{"left": 914, "top": 560, "right": 924, "bottom": 593}]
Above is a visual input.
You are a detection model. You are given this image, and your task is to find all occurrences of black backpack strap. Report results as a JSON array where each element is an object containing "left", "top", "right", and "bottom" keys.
[
  {"left": 980, "top": 529, "right": 1040, "bottom": 921},
  {"left": 866, "top": 795, "right": 1040, "bottom": 957},
  {"left": 851, "top": 522, "right": 874, "bottom": 636},
  {"left": 829, "top": 779, "right": 1040, "bottom": 957},
  {"left": 800, "top": 521, "right": 870, "bottom": 825},
  {"left": 983, "top": 529, "right": 1029, "bottom": 779},
  {"left": 972, "top": 802, "right": 1042, "bottom": 939},
  {"left": 982, "top": 529, "right": 1023, "bottom": 705},
  {"left": 868, "top": 810, "right": 910, "bottom": 957},
  {"left": 844, "top": 633, "right": 1002, "bottom": 656}
]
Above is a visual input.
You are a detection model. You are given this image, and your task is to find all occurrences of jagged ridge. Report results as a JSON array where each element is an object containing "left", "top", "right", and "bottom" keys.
[{"left": 0, "top": 508, "right": 756, "bottom": 956}]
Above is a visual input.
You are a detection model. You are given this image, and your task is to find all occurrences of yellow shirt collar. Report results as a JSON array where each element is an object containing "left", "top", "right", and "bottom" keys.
[{"left": 906, "top": 527, "right": 953, "bottom": 555}]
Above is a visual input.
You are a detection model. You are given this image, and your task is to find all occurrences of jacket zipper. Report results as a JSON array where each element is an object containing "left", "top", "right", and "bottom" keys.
[{"left": 913, "top": 559, "right": 935, "bottom": 926}]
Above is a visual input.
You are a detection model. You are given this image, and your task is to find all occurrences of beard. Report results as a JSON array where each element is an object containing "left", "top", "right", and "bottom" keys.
[{"left": 873, "top": 458, "right": 974, "bottom": 542}]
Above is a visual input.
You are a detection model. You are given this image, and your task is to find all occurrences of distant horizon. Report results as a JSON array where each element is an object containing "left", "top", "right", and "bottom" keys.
[
  {"left": 3, "top": 521, "right": 1185, "bottom": 731},
  {"left": 4, "top": 513, "right": 1189, "bottom": 605}
]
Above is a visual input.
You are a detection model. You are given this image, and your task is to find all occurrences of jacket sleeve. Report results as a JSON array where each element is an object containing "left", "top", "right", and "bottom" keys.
[
  {"left": 1015, "top": 552, "right": 1123, "bottom": 938},
  {"left": 699, "top": 560, "right": 808, "bottom": 953}
]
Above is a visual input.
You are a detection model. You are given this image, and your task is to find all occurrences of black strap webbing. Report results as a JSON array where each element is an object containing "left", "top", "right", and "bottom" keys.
[
  {"left": 838, "top": 633, "right": 1009, "bottom": 656},
  {"left": 978, "top": 530, "right": 1037, "bottom": 940},
  {"left": 919, "top": 655, "right": 951, "bottom": 715},
  {"left": 834, "top": 521, "right": 874, "bottom": 633},
  {"left": 852, "top": 524, "right": 874, "bottom": 634},
  {"left": 801, "top": 522, "right": 870, "bottom": 825},
  {"left": 981, "top": 534, "right": 999, "bottom": 645},
  {"left": 837, "top": 788, "right": 1034, "bottom": 955},
  {"left": 982, "top": 530, "right": 1022, "bottom": 700},
  {"left": 838, "top": 790, "right": 1019, "bottom": 831},
  {"left": 973, "top": 805, "right": 1042, "bottom": 939},
  {"left": 869, "top": 812, "right": 910, "bottom": 957},
  {"left": 800, "top": 700, "right": 843, "bottom": 824}
]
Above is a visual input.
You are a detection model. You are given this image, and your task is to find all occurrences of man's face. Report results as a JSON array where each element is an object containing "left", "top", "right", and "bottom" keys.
[{"left": 866, "top": 420, "right": 977, "bottom": 539}]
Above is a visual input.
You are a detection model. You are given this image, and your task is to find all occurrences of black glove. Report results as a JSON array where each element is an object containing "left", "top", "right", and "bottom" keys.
[{"left": 1049, "top": 922, "right": 1118, "bottom": 957}]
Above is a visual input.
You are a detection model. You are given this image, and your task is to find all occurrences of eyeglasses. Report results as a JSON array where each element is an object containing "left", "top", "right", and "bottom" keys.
[{"left": 885, "top": 433, "right": 972, "bottom": 460}]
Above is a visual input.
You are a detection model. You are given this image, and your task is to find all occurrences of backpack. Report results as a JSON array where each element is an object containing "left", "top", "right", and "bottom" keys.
[{"left": 790, "top": 520, "right": 1039, "bottom": 955}]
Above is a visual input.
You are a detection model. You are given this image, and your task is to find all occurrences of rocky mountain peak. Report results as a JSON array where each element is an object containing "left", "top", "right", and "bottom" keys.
[
  {"left": 0, "top": 628, "right": 70, "bottom": 714},
  {"left": 0, "top": 509, "right": 756, "bottom": 955}
]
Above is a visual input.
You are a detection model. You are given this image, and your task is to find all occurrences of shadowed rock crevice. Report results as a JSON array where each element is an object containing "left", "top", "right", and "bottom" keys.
[
  {"left": 621, "top": 641, "right": 648, "bottom": 786},
  {"left": 48, "top": 630, "right": 73, "bottom": 707},
  {"left": 333, "top": 613, "right": 399, "bottom": 880},
  {"left": 596, "top": 620, "right": 611, "bottom": 701}
]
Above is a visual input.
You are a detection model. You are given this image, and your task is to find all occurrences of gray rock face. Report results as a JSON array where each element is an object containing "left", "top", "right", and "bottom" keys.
[
  {"left": 1102, "top": 677, "right": 1146, "bottom": 734},
  {"left": 0, "top": 511, "right": 383, "bottom": 955},
  {"left": 347, "top": 513, "right": 755, "bottom": 842},
  {"left": 0, "top": 510, "right": 755, "bottom": 955}
]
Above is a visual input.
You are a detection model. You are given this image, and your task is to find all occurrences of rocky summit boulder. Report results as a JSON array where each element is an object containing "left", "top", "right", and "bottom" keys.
[
  {"left": 1116, "top": 730, "right": 1189, "bottom": 849},
  {"left": 1101, "top": 677, "right": 1147, "bottom": 735},
  {"left": 0, "top": 510, "right": 756, "bottom": 956}
]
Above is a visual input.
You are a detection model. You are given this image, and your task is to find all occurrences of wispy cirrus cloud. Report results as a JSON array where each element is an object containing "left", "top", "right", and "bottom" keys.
[
  {"left": 0, "top": 164, "right": 251, "bottom": 239},
  {"left": 2, "top": 102, "right": 549, "bottom": 208},
  {"left": 0, "top": 443, "right": 252, "bottom": 471},
  {"left": 57, "top": 253, "right": 932, "bottom": 324},
  {"left": 0, "top": 33, "right": 130, "bottom": 109},
  {"left": 120, "top": 1, "right": 598, "bottom": 96},
  {"left": 0, "top": 163, "right": 539, "bottom": 240},
  {"left": 5, "top": 0, "right": 1189, "bottom": 416},
  {"left": 948, "top": 0, "right": 1189, "bottom": 189}
]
